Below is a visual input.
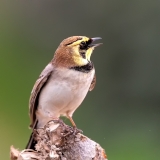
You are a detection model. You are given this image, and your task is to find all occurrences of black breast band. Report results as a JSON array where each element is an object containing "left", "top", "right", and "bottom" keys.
[{"left": 70, "top": 62, "right": 94, "bottom": 73}]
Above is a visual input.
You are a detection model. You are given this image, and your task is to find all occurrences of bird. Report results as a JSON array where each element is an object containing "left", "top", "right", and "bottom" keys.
[{"left": 26, "top": 36, "right": 102, "bottom": 149}]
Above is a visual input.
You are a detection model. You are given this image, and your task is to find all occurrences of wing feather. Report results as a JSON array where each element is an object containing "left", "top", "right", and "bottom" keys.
[
  {"left": 29, "top": 63, "right": 54, "bottom": 128},
  {"left": 89, "top": 73, "right": 96, "bottom": 91}
]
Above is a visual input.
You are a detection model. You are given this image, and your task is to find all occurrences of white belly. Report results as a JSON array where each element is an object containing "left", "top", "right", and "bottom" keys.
[{"left": 36, "top": 67, "right": 95, "bottom": 127}]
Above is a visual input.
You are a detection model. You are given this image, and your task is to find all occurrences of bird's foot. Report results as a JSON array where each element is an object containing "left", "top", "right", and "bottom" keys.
[
  {"left": 62, "top": 126, "right": 83, "bottom": 137},
  {"left": 73, "top": 126, "right": 83, "bottom": 135}
]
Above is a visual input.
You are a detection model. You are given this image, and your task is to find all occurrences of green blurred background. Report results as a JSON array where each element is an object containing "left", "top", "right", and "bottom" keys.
[{"left": 0, "top": 1, "right": 160, "bottom": 159}]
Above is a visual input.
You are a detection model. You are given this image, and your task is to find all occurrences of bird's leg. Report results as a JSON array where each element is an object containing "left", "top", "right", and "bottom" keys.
[
  {"left": 67, "top": 115, "right": 76, "bottom": 127},
  {"left": 67, "top": 115, "right": 82, "bottom": 134}
]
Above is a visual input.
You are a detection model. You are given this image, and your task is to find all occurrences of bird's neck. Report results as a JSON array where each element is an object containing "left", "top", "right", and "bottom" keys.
[{"left": 70, "top": 61, "right": 94, "bottom": 73}]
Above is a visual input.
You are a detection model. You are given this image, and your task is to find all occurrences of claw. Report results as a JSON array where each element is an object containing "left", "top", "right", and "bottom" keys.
[{"left": 73, "top": 127, "right": 83, "bottom": 135}]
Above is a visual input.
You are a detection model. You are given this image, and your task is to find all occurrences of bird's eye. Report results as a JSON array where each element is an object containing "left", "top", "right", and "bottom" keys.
[
  {"left": 81, "top": 41, "right": 85, "bottom": 45},
  {"left": 80, "top": 41, "right": 87, "bottom": 50}
]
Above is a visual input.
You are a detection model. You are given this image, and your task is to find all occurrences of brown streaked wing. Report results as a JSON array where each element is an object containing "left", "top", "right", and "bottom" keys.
[
  {"left": 29, "top": 63, "right": 54, "bottom": 128},
  {"left": 89, "top": 73, "right": 96, "bottom": 91}
]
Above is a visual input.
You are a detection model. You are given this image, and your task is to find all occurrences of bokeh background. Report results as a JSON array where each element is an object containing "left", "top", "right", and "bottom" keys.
[{"left": 0, "top": 1, "right": 160, "bottom": 159}]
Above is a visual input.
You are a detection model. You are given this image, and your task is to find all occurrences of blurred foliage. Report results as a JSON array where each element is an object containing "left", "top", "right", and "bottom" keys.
[{"left": 0, "top": 0, "right": 160, "bottom": 159}]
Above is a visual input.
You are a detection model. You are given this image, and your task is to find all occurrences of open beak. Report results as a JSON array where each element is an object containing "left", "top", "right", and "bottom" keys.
[{"left": 89, "top": 37, "right": 102, "bottom": 48}]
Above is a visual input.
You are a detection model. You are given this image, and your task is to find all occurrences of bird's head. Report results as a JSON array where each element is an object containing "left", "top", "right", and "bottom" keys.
[{"left": 53, "top": 36, "right": 102, "bottom": 67}]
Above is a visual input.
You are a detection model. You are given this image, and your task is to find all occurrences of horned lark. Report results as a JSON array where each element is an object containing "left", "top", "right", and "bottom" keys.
[{"left": 26, "top": 36, "right": 102, "bottom": 149}]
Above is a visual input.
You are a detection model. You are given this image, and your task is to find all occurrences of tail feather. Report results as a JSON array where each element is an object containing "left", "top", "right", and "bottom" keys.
[{"left": 26, "top": 120, "right": 38, "bottom": 149}]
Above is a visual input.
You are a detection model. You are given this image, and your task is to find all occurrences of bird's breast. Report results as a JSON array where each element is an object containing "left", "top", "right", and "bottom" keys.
[{"left": 37, "top": 67, "right": 95, "bottom": 118}]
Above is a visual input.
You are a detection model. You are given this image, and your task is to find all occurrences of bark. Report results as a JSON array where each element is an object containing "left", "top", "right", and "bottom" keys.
[{"left": 10, "top": 120, "right": 107, "bottom": 160}]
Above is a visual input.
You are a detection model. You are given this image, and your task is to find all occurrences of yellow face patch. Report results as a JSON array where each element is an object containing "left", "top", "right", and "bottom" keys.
[
  {"left": 71, "top": 45, "right": 88, "bottom": 66},
  {"left": 86, "top": 47, "right": 94, "bottom": 61},
  {"left": 68, "top": 36, "right": 94, "bottom": 66},
  {"left": 68, "top": 37, "right": 90, "bottom": 47}
]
